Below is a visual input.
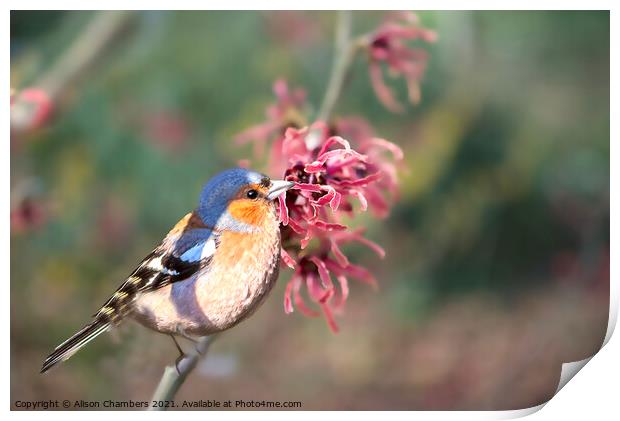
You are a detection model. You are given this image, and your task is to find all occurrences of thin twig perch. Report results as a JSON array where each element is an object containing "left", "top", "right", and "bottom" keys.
[{"left": 149, "top": 335, "right": 217, "bottom": 409}]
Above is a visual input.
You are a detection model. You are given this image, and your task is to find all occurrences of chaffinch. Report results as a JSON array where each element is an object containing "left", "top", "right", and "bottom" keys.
[{"left": 41, "top": 168, "right": 294, "bottom": 373}]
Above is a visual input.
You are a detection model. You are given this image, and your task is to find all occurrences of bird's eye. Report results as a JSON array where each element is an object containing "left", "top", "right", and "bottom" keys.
[{"left": 246, "top": 189, "right": 259, "bottom": 199}]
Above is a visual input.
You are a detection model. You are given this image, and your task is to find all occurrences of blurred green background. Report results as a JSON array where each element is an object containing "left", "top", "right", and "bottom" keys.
[{"left": 11, "top": 11, "right": 609, "bottom": 410}]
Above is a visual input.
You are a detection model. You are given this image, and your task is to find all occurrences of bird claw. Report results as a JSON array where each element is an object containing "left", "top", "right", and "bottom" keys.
[
  {"left": 174, "top": 353, "right": 185, "bottom": 374},
  {"left": 170, "top": 334, "right": 187, "bottom": 374}
]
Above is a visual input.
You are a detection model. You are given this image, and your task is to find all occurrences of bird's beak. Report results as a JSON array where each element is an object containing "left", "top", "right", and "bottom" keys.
[{"left": 267, "top": 180, "right": 295, "bottom": 201}]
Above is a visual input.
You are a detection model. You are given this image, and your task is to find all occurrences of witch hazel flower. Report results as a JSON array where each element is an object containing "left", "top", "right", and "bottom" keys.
[
  {"left": 236, "top": 11, "right": 435, "bottom": 331},
  {"left": 366, "top": 11, "right": 437, "bottom": 113},
  {"left": 272, "top": 122, "right": 403, "bottom": 331},
  {"left": 334, "top": 116, "right": 405, "bottom": 217}
]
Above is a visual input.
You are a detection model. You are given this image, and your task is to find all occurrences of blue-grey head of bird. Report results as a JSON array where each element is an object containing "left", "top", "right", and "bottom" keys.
[{"left": 197, "top": 168, "right": 294, "bottom": 232}]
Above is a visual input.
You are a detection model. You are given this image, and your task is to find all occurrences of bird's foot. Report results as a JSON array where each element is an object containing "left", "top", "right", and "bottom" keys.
[
  {"left": 174, "top": 353, "right": 185, "bottom": 374},
  {"left": 169, "top": 334, "right": 187, "bottom": 374}
]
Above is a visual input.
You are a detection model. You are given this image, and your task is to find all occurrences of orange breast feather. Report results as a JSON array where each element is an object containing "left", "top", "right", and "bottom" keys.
[
  {"left": 227, "top": 199, "right": 272, "bottom": 227},
  {"left": 213, "top": 231, "right": 267, "bottom": 270}
]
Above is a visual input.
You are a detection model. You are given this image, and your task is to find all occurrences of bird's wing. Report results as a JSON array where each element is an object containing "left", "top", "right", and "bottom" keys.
[{"left": 94, "top": 212, "right": 219, "bottom": 321}]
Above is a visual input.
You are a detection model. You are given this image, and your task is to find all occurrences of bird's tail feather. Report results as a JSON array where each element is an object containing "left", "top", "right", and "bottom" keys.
[{"left": 41, "top": 320, "right": 109, "bottom": 373}]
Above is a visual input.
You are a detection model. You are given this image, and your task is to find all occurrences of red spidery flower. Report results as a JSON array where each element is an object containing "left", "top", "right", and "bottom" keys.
[
  {"left": 241, "top": 93, "right": 403, "bottom": 330},
  {"left": 238, "top": 11, "right": 434, "bottom": 331},
  {"left": 333, "top": 116, "right": 404, "bottom": 217},
  {"left": 275, "top": 123, "right": 403, "bottom": 332},
  {"left": 367, "top": 11, "right": 437, "bottom": 113}
]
